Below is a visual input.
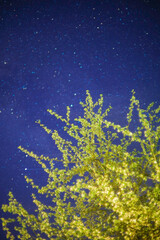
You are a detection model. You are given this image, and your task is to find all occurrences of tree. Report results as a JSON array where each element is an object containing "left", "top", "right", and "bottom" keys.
[{"left": 1, "top": 90, "right": 160, "bottom": 239}]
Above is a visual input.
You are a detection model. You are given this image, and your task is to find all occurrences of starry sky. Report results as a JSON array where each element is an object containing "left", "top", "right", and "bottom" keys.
[{"left": 0, "top": 0, "right": 160, "bottom": 239}]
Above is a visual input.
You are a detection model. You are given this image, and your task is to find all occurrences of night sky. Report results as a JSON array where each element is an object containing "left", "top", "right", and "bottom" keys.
[{"left": 0, "top": 0, "right": 160, "bottom": 239}]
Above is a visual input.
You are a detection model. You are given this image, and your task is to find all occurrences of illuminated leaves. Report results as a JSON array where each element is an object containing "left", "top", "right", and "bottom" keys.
[{"left": 1, "top": 90, "right": 160, "bottom": 239}]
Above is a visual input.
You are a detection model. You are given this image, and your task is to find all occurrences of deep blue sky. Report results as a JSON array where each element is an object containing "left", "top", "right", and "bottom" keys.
[{"left": 0, "top": 0, "right": 160, "bottom": 239}]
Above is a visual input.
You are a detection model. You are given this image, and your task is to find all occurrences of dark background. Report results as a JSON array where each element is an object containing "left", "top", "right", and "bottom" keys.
[{"left": 0, "top": 0, "right": 160, "bottom": 239}]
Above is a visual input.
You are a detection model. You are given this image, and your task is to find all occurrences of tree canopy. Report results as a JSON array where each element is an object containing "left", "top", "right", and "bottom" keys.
[{"left": 1, "top": 90, "right": 160, "bottom": 239}]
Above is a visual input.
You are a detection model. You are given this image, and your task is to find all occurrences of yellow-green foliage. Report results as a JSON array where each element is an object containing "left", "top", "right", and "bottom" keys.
[{"left": 1, "top": 90, "right": 160, "bottom": 239}]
